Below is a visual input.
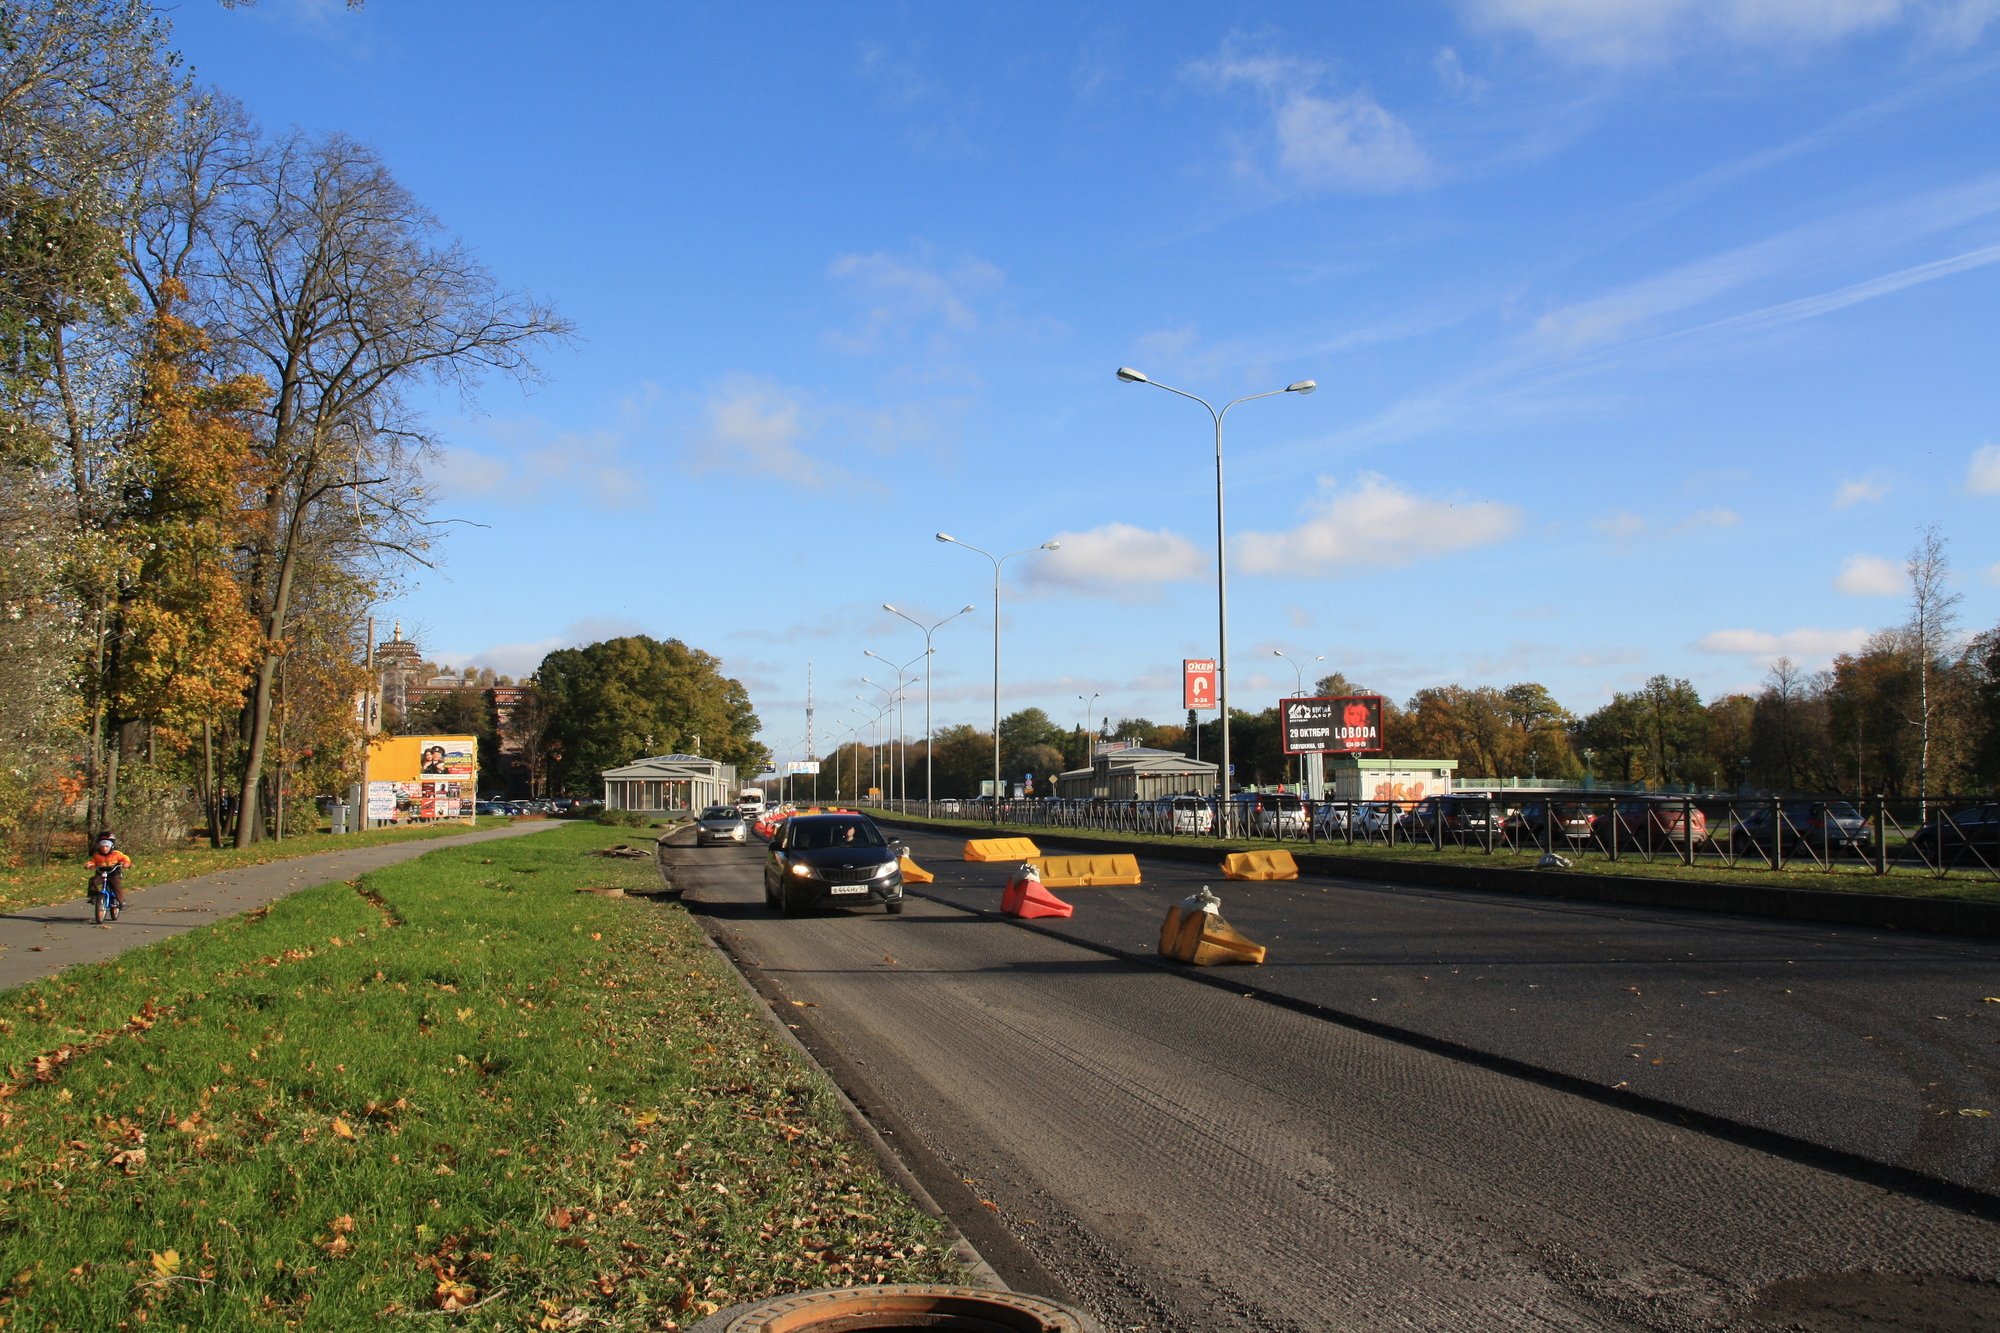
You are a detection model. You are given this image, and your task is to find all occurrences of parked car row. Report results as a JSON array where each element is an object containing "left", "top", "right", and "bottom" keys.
[{"left": 475, "top": 796, "right": 599, "bottom": 817}]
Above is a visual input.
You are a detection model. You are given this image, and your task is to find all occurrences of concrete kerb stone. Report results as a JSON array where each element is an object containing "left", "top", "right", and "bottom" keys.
[{"left": 873, "top": 816, "right": 2000, "bottom": 940}]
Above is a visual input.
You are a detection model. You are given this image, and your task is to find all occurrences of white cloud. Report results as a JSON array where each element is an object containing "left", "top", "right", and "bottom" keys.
[
  {"left": 1591, "top": 507, "right": 1738, "bottom": 544},
  {"left": 1455, "top": 0, "right": 1987, "bottom": 66},
  {"left": 1696, "top": 626, "right": 1872, "bottom": 665},
  {"left": 1968, "top": 441, "right": 2000, "bottom": 493},
  {"left": 1191, "top": 47, "right": 1430, "bottom": 193},
  {"left": 684, "top": 376, "right": 851, "bottom": 490},
  {"left": 1833, "top": 475, "right": 1890, "bottom": 506},
  {"left": 1235, "top": 474, "right": 1522, "bottom": 575},
  {"left": 826, "top": 248, "right": 1004, "bottom": 354},
  {"left": 1835, "top": 553, "right": 1905, "bottom": 595},
  {"left": 427, "top": 446, "right": 512, "bottom": 501},
  {"left": 1987, "top": 561, "right": 2000, "bottom": 585},
  {"left": 1433, "top": 47, "right": 1487, "bottom": 97},
  {"left": 1024, "top": 524, "right": 1207, "bottom": 599}
]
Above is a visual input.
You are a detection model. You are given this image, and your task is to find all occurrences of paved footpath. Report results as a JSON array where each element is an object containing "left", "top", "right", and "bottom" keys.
[{"left": 0, "top": 821, "right": 560, "bottom": 993}]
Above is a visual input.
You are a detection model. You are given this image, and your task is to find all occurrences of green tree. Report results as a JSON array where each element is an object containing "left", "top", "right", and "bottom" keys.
[
  {"left": 535, "top": 636, "right": 763, "bottom": 795},
  {"left": 997, "top": 708, "right": 1062, "bottom": 777}
]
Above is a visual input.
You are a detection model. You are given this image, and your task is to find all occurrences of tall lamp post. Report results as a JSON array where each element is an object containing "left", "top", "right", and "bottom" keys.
[
  {"left": 853, "top": 702, "right": 891, "bottom": 802},
  {"left": 1117, "top": 368, "right": 1316, "bottom": 833},
  {"left": 1077, "top": 691, "right": 1100, "bottom": 767},
  {"left": 864, "top": 650, "right": 927, "bottom": 808},
  {"left": 856, "top": 688, "right": 895, "bottom": 803},
  {"left": 936, "top": 532, "right": 1061, "bottom": 816},
  {"left": 884, "top": 602, "right": 977, "bottom": 808}
]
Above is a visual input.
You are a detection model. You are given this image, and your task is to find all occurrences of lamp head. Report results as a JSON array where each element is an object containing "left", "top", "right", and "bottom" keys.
[
  {"left": 882, "top": 602, "right": 897, "bottom": 613},
  {"left": 1286, "top": 379, "right": 1317, "bottom": 395},
  {"left": 962, "top": 603, "right": 977, "bottom": 613},
  {"left": 1115, "top": 367, "right": 1149, "bottom": 384},
  {"left": 935, "top": 532, "right": 955, "bottom": 544},
  {"left": 1042, "top": 540, "right": 1061, "bottom": 552}
]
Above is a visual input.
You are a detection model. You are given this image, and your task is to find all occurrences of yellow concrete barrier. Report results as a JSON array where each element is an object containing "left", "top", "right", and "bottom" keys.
[
  {"left": 1027, "top": 854, "right": 1142, "bottom": 887},
  {"left": 964, "top": 836, "right": 1042, "bottom": 862},
  {"left": 1159, "top": 901, "right": 1268, "bottom": 966},
  {"left": 1219, "top": 849, "right": 1298, "bottom": 881},
  {"left": 898, "top": 853, "right": 935, "bottom": 884}
]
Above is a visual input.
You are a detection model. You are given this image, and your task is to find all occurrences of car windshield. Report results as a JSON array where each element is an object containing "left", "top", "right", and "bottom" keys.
[
  {"left": 702, "top": 807, "right": 737, "bottom": 820},
  {"left": 792, "top": 820, "right": 885, "bottom": 850}
]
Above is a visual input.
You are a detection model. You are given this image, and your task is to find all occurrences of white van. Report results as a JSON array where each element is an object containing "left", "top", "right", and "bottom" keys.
[{"left": 736, "top": 789, "right": 767, "bottom": 820}]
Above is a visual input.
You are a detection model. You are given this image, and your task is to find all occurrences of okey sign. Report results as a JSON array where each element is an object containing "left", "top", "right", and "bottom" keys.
[
  {"left": 1280, "top": 695, "right": 1384, "bottom": 755},
  {"left": 1182, "top": 658, "right": 1217, "bottom": 711}
]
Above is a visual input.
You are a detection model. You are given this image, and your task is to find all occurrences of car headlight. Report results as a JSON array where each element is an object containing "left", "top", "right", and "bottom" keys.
[
  {"left": 872, "top": 860, "right": 898, "bottom": 878},
  {"left": 788, "top": 860, "right": 815, "bottom": 878}
]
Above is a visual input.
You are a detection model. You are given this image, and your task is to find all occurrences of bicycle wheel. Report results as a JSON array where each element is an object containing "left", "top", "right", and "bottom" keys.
[{"left": 93, "top": 888, "right": 105, "bottom": 924}]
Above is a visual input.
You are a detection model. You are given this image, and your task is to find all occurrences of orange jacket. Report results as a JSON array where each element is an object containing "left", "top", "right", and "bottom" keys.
[{"left": 86, "top": 850, "right": 132, "bottom": 872}]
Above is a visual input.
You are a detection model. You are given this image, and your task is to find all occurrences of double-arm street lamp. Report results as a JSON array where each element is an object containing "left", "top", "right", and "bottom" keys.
[
  {"left": 1116, "top": 368, "right": 1316, "bottom": 831},
  {"left": 936, "top": 532, "right": 1060, "bottom": 813},
  {"left": 1078, "top": 691, "right": 1100, "bottom": 765},
  {"left": 864, "top": 650, "right": 928, "bottom": 808},
  {"left": 1273, "top": 649, "right": 1325, "bottom": 696},
  {"left": 854, "top": 695, "right": 894, "bottom": 802},
  {"left": 884, "top": 602, "right": 978, "bottom": 807}
]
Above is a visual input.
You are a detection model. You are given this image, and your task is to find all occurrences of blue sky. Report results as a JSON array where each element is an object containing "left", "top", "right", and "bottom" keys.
[{"left": 169, "top": 0, "right": 2000, "bottom": 762}]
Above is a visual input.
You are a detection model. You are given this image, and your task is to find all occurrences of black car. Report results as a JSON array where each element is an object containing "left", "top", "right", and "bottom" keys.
[
  {"left": 763, "top": 813, "right": 905, "bottom": 915},
  {"left": 1907, "top": 804, "right": 2000, "bottom": 857}
]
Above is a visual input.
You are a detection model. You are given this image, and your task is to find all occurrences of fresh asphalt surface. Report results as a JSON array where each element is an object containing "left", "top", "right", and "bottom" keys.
[{"left": 671, "top": 822, "right": 2000, "bottom": 1333}]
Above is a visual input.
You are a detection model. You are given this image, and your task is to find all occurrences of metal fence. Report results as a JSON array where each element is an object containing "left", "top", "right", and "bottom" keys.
[{"left": 865, "top": 794, "right": 2000, "bottom": 882}]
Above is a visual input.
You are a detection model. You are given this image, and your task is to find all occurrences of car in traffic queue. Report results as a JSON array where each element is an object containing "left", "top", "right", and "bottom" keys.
[
  {"left": 764, "top": 812, "right": 905, "bottom": 915},
  {"left": 695, "top": 804, "right": 750, "bottom": 845},
  {"left": 1352, "top": 801, "right": 1401, "bottom": 836},
  {"left": 1507, "top": 794, "right": 1598, "bottom": 846},
  {"left": 1397, "top": 794, "right": 1503, "bottom": 843},
  {"left": 1732, "top": 799, "right": 1871, "bottom": 855},
  {"left": 1231, "top": 791, "right": 1307, "bottom": 837},
  {"left": 1601, "top": 794, "right": 1709, "bottom": 850},
  {"left": 1151, "top": 793, "right": 1214, "bottom": 835},
  {"left": 1906, "top": 803, "right": 2000, "bottom": 857}
]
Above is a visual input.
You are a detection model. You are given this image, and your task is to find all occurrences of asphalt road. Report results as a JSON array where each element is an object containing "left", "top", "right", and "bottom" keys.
[{"left": 668, "top": 826, "right": 2000, "bottom": 1333}]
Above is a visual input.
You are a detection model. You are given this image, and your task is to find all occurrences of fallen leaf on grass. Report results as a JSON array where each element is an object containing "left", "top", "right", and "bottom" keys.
[
  {"left": 331, "top": 1117, "right": 356, "bottom": 1140},
  {"left": 1959, "top": 1108, "right": 1993, "bottom": 1118},
  {"left": 150, "top": 1250, "right": 180, "bottom": 1277}
]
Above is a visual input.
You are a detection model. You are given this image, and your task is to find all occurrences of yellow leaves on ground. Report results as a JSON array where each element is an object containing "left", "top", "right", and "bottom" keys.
[
  {"left": 149, "top": 1249, "right": 180, "bottom": 1278},
  {"left": 331, "top": 1117, "right": 356, "bottom": 1140}
]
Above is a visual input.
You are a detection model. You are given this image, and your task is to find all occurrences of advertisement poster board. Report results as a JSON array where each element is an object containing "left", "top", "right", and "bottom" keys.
[
  {"left": 1182, "top": 658, "right": 1217, "bottom": 711},
  {"left": 364, "top": 734, "right": 477, "bottom": 825},
  {"left": 1280, "top": 696, "right": 1385, "bottom": 756}
]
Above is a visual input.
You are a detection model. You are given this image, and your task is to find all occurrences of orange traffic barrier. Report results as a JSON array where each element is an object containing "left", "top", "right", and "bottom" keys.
[
  {"left": 1159, "top": 888, "right": 1267, "bottom": 966},
  {"left": 1028, "top": 854, "right": 1141, "bottom": 887},
  {"left": 1219, "top": 849, "right": 1297, "bottom": 881},
  {"left": 1000, "top": 864, "right": 1073, "bottom": 919},
  {"left": 964, "top": 836, "right": 1041, "bottom": 862},
  {"left": 898, "top": 852, "right": 935, "bottom": 884}
]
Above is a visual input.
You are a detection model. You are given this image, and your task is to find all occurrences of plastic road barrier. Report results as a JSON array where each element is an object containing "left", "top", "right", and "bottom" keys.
[
  {"left": 1027, "top": 854, "right": 1142, "bottom": 887},
  {"left": 964, "top": 836, "right": 1042, "bottom": 862},
  {"left": 1219, "top": 849, "right": 1298, "bottom": 881}
]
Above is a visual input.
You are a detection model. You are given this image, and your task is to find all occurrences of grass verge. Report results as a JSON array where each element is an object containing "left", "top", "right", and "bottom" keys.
[
  {"left": 0, "top": 818, "right": 537, "bottom": 917},
  {"left": 888, "top": 815, "right": 2000, "bottom": 903},
  {"left": 0, "top": 821, "right": 960, "bottom": 1328}
]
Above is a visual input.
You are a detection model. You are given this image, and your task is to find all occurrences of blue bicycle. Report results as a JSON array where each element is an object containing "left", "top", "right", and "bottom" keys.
[{"left": 91, "top": 867, "right": 121, "bottom": 924}]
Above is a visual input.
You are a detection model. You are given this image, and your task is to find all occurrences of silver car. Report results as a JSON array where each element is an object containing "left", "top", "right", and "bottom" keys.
[{"left": 695, "top": 805, "right": 749, "bottom": 845}]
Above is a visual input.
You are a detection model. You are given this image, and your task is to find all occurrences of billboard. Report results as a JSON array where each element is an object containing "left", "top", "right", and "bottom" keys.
[
  {"left": 1280, "top": 696, "right": 1385, "bottom": 756},
  {"left": 785, "top": 760, "right": 822, "bottom": 775},
  {"left": 1182, "top": 658, "right": 1217, "bottom": 711},
  {"left": 365, "top": 735, "right": 477, "bottom": 825}
]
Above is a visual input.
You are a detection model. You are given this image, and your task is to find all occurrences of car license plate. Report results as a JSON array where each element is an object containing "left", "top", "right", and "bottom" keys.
[{"left": 828, "top": 884, "right": 867, "bottom": 895}]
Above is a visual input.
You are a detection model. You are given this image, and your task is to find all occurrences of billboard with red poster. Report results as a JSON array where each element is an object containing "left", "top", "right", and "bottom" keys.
[
  {"left": 1280, "top": 695, "right": 1384, "bottom": 755},
  {"left": 1182, "top": 658, "right": 1217, "bottom": 711}
]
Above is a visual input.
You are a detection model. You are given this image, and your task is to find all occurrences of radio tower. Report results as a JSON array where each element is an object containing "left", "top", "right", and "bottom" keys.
[{"left": 805, "top": 663, "right": 815, "bottom": 760}]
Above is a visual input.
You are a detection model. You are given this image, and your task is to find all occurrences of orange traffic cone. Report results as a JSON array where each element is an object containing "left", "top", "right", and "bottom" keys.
[{"left": 1001, "top": 863, "right": 1073, "bottom": 920}]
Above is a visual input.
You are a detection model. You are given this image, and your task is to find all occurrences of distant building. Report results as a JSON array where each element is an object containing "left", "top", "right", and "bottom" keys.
[
  {"left": 600, "top": 754, "right": 737, "bottom": 814},
  {"left": 1054, "top": 746, "right": 1219, "bottom": 802}
]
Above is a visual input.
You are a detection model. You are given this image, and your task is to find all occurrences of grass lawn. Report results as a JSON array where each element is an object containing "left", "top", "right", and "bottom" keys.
[
  {"left": 0, "top": 822, "right": 960, "bottom": 1328},
  {"left": 0, "top": 818, "right": 532, "bottom": 916}
]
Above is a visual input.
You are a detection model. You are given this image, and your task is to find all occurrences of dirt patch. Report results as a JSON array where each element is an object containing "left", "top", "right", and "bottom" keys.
[{"left": 1741, "top": 1272, "right": 2000, "bottom": 1331}]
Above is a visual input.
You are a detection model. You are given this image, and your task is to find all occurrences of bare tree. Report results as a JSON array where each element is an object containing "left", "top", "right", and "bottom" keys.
[
  {"left": 1906, "top": 523, "right": 1961, "bottom": 814},
  {"left": 210, "top": 132, "right": 570, "bottom": 844}
]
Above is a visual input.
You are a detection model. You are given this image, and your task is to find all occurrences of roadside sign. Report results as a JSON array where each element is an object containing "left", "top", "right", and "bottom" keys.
[
  {"left": 1280, "top": 695, "right": 1385, "bottom": 755},
  {"left": 1183, "top": 658, "right": 1217, "bottom": 711}
]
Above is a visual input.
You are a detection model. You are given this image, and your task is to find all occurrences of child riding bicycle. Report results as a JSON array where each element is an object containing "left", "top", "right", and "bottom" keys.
[{"left": 85, "top": 833, "right": 131, "bottom": 913}]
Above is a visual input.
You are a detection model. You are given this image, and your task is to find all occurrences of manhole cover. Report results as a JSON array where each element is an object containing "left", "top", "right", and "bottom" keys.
[{"left": 690, "top": 1284, "right": 1099, "bottom": 1333}]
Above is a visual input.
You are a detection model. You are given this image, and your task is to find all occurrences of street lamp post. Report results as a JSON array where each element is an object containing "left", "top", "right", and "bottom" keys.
[
  {"left": 864, "top": 650, "right": 927, "bottom": 809},
  {"left": 1118, "top": 368, "right": 1316, "bottom": 833},
  {"left": 1273, "top": 650, "right": 1325, "bottom": 787},
  {"left": 936, "top": 532, "right": 1061, "bottom": 817},
  {"left": 1077, "top": 691, "right": 1100, "bottom": 767},
  {"left": 856, "top": 690, "right": 895, "bottom": 804},
  {"left": 885, "top": 602, "right": 977, "bottom": 808}
]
